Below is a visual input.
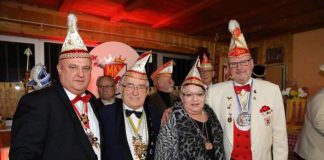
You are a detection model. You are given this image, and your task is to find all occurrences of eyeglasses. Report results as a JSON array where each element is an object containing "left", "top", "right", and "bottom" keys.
[
  {"left": 121, "top": 83, "right": 148, "bottom": 92},
  {"left": 97, "top": 85, "right": 115, "bottom": 89},
  {"left": 199, "top": 70, "right": 213, "bottom": 74},
  {"left": 181, "top": 92, "right": 205, "bottom": 98},
  {"left": 228, "top": 58, "right": 252, "bottom": 68}
]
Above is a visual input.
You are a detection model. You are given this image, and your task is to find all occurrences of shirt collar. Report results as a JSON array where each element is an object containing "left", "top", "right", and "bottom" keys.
[
  {"left": 123, "top": 103, "right": 144, "bottom": 112},
  {"left": 101, "top": 98, "right": 115, "bottom": 105},
  {"left": 233, "top": 78, "right": 252, "bottom": 86},
  {"left": 64, "top": 88, "right": 86, "bottom": 101}
]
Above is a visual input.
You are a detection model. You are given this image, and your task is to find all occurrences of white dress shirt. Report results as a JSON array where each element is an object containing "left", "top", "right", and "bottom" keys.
[
  {"left": 65, "top": 89, "right": 101, "bottom": 160},
  {"left": 123, "top": 103, "right": 148, "bottom": 159}
]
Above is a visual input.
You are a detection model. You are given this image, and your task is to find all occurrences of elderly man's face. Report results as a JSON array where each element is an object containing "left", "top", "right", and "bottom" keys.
[
  {"left": 121, "top": 76, "right": 149, "bottom": 109},
  {"left": 155, "top": 76, "right": 174, "bottom": 93},
  {"left": 97, "top": 77, "right": 116, "bottom": 101},
  {"left": 57, "top": 58, "right": 92, "bottom": 95},
  {"left": 228, "top": 55, "right": 254, "bottom": 85},
  {"left": 198, "top": 68, "right": 214, "bottom": 86}
]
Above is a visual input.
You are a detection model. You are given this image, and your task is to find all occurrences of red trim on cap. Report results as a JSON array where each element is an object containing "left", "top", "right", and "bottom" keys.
[
  {"left": 61, "top": 49, "right": 88, "bottom": 54},
  {"left": 151, "top": 60, "right": 173, "bottom": 80},
  {"left": 127, "top": 70, "right": 147, "bottom": 75},
  {"left": 182, "top": 77, "right": 205, "bottom": 89},
  {"left": 233, "top": 28, "right": 241, "bottom": 37},
  {"left": 124, "top": 70, "right": 148, "bottom": 80},
  {"left": 228, "top": 47, "right": 250, "bottom": 57}
]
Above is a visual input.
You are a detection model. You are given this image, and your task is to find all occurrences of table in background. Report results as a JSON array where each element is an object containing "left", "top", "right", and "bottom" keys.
[
  {"left": 286, "top": 99, "right": 307, "bottom": 123},
  {"left": 287, "top": 124, "right": 304, "bottom": 160}
]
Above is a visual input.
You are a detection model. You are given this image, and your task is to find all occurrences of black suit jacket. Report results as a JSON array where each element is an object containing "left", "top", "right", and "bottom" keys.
[
  {"left": 100, "top": 100, "right": 162, "bottom": 160},
  {"left": 9, "top": 82, "right": 103, "bottom": 160},
  {"left": 97, "top": 97, "right": 122, "bottom": 109},
  {"left": 147, "top": 91, "right": 179, "bottom": 113}
]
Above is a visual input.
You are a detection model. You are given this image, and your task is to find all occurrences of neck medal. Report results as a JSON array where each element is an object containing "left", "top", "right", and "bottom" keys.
[{"left": 133, "top": 135, "right": 147, "bottom": 160}]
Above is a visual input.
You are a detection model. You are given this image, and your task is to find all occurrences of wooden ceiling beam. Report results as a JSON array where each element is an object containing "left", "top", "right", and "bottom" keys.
[
  {"left": 0, "top": 1, "right": 215, "bottom": 54},
  {"left": 110, "top": 0, "right": 148, "bottom": 22},
  {"left": 152, "top": 0, "right": 220, "bottom": 29},
  {"left": 58, "top": 0, "right": 74, "bottom": 12},
  {"left": 189, "top": 0, "right": 298, "bottom": 34},
  {"left": 244, "top": 8, "right": 324, "bottom": 35}
]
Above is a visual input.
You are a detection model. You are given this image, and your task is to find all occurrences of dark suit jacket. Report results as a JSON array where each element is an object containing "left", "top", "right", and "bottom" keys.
[
  {"left": 97, "top": 97, "right": 122, "bottom": 109},
  {"left": 147, "top": 91, "right": 179, "bottom": 113},
  {"left": 99, "top": 100, "right": 162, "bottom": 160},
  {"left": 9, "top": 82, "right": 103, "bottom": 160}
]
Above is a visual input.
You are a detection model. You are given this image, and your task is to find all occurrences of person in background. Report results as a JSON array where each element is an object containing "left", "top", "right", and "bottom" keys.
[
  {"left": 294, "top": 64, "right": 324, "bottom": 160},
  {"left": 147, "top": 60, "right": 178, "bottom": 113},
  {"left": 96, "top": 75, "right": 121, "bottom": 108},
  {"left": 100, "top": 51, "right": 162, "bottom": 160},
  {"left": 155, "top": 58, "right": 224, "bottom": 160},
  {"left": 10, "top": 14, "right": 102, "bottom": 160},
  {"left": 252, "top": 64, "right": 266, "bottom": 80},
  {"left": 198, "top": 53, "right": 216, "bottom": 88},
  {"left": 206, "top": 19, "right": 288, "bottom": 160}
]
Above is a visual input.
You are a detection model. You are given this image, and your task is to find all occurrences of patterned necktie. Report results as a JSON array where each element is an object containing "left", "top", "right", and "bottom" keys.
[{"left": 125, "top": 109, "right": 143, "bottom": 118}]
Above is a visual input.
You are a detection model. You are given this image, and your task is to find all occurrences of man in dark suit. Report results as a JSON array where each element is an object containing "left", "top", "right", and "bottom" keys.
[
  {"left": 147, "top": 60, "right": 178, "bottom": 113},
  {"left": 9, "top": 14, "right": 102, "bottom": 160},
  {"left": 96, "top": 75, "right": 122, "bottom": 108},
  {"left": 100, "top": 51, "right": 162, "bottom": 160}
]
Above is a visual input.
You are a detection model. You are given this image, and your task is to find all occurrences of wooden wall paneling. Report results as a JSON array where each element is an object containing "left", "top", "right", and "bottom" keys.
[{"left": 0, "top": 1, "right": 216, "bottom": 55}]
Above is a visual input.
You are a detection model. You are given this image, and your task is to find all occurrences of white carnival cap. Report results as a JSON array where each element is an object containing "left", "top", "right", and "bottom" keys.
[
  {"left": 182, "top": 58, "right": 206, "bottom": 89},
  {"left": 124, "top": 50, "right": 152, "bottom": 80},
  {"left": 228, "top": 19, "right": 250, "bottom": 58},
  {"left": 59, "top": 13, "right": 90, "bottom": 60}
]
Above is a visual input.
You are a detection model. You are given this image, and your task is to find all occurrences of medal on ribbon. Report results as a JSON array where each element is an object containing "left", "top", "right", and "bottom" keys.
[
  {"left": 127, "top": 112, "right": 147, "bottom": 160},
  {"left": 237, "top": 112, "right": 251, "bottom": 126},
  {"left": 233, "top": 80, "right": 253, "bottom": 127},
  {"left": 133, "top": 135, "right": 148, "bottom": 160}
]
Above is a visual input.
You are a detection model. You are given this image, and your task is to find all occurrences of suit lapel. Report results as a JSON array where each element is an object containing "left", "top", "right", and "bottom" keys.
[
  {"left": 225, "top": 82, "right": 235, "bottom": 147},
  {"left": 54, "top": 83, "right": 97, "bottom": 160},
  {"left": 116, "top": 103, "right": 133, "bottom": 159},
  {"left": 88, "top": 95, "right": 103, "bottom": 155},
  {"left": 250, "top": 79, "right": 260, "bottom": 147},
  {"left": 144, "top": 105, "right": 156, "bottom": 159}
]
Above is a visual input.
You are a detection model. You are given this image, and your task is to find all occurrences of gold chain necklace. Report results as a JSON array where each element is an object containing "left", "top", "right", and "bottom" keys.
[{"left": 186, "top": 111, "right": 213, "bottom": 150}]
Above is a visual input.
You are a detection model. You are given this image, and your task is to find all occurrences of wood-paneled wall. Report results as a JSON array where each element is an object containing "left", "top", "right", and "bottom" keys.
[
  {"left": 0, "top": 1, "right": 216, "bottom": 55},
  {"left": 0, "top": 1, "right": 302, "bottom": 116}
]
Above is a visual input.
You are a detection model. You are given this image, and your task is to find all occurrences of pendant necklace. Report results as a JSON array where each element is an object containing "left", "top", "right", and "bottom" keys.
[
  {"left": 72, "top": 100, "right": 100, "bottom": 148},
  {"left": 126, "top": 112, "right": 148, "bottom": 160},
  {"left": 233, "top": 80, "right": 253, "bottom": 127},
  {"left": 186, "top": 111, "right": 213, "bottom": 150}
]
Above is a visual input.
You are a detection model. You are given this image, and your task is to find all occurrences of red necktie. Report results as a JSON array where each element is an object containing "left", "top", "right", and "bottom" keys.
[
  {"left": 71, "top": 94, "right": 92, "bottom": 129},
  {"left": 71, "top": 94, "right": 92, "bottom": 104},
  {"left": 234, "top": 84, "right": 251, "bottom": 94}
]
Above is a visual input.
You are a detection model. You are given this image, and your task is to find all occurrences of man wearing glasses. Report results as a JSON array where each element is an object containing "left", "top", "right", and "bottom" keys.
[
  {"left": 206, "top": 20, "right": 288, "bottom": 160},
  {"left": 96, "top": 75, "right": 121, "bottom": 108},
  {"left": 100, "top": 51, "right": 162, "bottom": 160},
  {"left": 198, "top": 53, "right": 216, "bottom": 89}
]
